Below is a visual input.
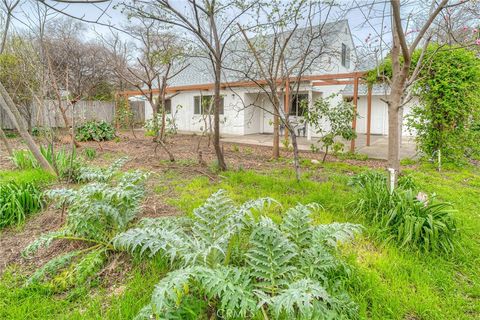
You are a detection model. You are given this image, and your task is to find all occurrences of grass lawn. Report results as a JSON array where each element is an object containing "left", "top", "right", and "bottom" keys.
[{"left": 0, "top": 160, "right": 479, "bottom": 319}]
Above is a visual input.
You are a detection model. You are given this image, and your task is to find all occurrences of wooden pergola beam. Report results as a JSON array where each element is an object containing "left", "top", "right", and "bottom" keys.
[
  {"left": 350, "top": 75, "right": 359, "bottom": 153},
  {"left": 366, "top": 85, "right": 372, "bottom": 146},
  {"left": 311, "top": 80, "right": 355, "bottom": 86},
  {"left": 117, "top": 71, "right": 367, "bottom": 97}
]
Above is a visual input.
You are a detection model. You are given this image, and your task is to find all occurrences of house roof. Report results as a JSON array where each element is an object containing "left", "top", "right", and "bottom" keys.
[
  {"left": 341, "top": 83, "right": 391, "bottom": 96},
  {"left": 168, "top": 19, "right": 353, "bottom": 88}
]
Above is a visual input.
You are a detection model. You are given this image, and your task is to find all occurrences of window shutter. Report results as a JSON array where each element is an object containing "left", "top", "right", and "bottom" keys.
[
  {"left": 165, "top": 99, "right": 172, "bottom": 114},
  {"left": 219, "top": 97, "right": 224, "bottom": 115},
  {"left": 194, "top": 96, "right": 200, "bottom": 114}
]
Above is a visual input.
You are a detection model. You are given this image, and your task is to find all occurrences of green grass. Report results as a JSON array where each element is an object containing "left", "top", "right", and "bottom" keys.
[
  {"left": 0, "top": 169, "right": 55, "bottom": 186},
  {"left": 0, "top": 257, "right": 168, "bottom": 320},
  {"left": 0, "top": 162, "right": 479, "bottom": 319}
]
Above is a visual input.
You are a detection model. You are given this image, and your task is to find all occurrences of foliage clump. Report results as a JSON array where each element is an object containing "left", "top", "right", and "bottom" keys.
[
  {"left": 350, "top": 171, "right": 457, "bottom": 253},
  {"left": 407, "top": 45, "right": 480, "bottom": 164},
  {"left": 11, "top": 146, "right": 81, "bottom": 181},
  {"left": 23, "top": 162, "right": 149, "bottom": 290},
  {"left": 0, "top": 182, "right": 43, "bottom": 228},
  {"left": 304, "top": 95, "right": 357, "bottom": 162},
  {"left": 114, "top": 190, "right": 362, "bottom": 319},
  {"left": 76, "top": 120, "right": 115, "bottom": 142},
  {"left": 366, "top": 45, "right": 480, "bottom": 165}
]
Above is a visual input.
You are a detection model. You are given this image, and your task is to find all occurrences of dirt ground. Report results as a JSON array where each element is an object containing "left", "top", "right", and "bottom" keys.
[{"left": 0, "top": 131, "right": 388, "bottom": 274}]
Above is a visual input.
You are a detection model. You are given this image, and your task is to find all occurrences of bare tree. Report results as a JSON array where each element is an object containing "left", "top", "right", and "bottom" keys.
[
  {"left": 232, "top": 0, "right": 338, "bottom": 180},
  {"left": 0, "top": 0, "right": 20, "bottom": 54},
  {"left": 121, "top": 0, "right": 259, "bottom": 171},
  {"left": 104, "top": 18, "right": 187, "bottom": 160}
]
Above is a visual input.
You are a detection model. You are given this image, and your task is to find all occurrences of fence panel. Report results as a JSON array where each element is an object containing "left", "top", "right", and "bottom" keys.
[{"left": 1, "top": 100, "right": 121, "bottom": 129}]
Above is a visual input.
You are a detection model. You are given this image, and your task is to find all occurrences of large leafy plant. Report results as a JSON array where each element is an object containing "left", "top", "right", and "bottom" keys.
[
  {"left": 351, "top": 171, "right": 457, "bottom": 253},
  {"left": 114, "top": 190, "right": 362, "bottom": 319},
  {"left": 76, "top": 120, "right": 115, "bottom": 142},
  {"left": 23, "top": 168, "right": 149, "bottom": 289}
]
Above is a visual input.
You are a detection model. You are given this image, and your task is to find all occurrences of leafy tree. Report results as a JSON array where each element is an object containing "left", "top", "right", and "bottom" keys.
[
  {"left": 305, "top": 95, "right": 357, "bottom": 163},
  {"left": 407, "top": 45, "right": 480, "bottom": 165}
]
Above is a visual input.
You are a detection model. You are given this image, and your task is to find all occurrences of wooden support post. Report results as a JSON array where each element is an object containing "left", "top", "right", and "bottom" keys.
[
  {"left": 366, "top": 85, "right": 372, "bottom": 146},
  {"left": 350, "top": 76, "right": 359, "bottom": 153},
  {"left": 284, "top": 78, "right": 290, "bottom": 139}
]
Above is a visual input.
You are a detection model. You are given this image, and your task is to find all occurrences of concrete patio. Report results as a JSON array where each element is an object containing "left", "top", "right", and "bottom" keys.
[{"left": 221, "top": 133, "right": 417, "bottom": 160}]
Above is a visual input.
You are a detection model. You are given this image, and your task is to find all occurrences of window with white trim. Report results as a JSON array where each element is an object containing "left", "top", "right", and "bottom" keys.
[{"left": 194, "top": 95, "right": 224, "bottom": 115}]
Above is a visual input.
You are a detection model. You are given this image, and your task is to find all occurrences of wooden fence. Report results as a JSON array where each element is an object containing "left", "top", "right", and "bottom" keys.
[{"left": 0, "top": 100, "right": 146, "bottom": 129}]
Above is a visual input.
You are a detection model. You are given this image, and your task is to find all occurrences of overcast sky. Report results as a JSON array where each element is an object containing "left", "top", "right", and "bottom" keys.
[{"left": 10, "top": 0, "right": 398, "bottom": 43}]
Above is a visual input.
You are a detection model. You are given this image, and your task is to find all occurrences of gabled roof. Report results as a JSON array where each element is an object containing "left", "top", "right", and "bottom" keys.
[{"left": 169, "top": 19, "right": 353, "bottom": 88}]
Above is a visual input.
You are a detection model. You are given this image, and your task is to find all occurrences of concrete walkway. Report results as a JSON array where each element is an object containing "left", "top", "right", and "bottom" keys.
[{"left": 221, "top": 133, "right": 417, "bottom": 160}]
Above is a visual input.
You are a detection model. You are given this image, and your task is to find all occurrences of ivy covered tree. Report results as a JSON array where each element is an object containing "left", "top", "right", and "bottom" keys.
[
  {"left": 407, "top": 45, "right": 480, "bottom": 166},
  {"left": 305, "top": 95, "right": 357, "bottom": 163}
]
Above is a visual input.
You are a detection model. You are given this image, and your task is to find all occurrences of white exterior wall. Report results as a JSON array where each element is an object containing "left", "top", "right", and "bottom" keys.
[
  {"left": 355, "top": 95, "right": 415, "bottom": 136},
  {"left": 170, "top": 89, "right": 245, "bottom": 135},
  {"left": 142, "top": 88, "right": 416, "bottom": 138}
]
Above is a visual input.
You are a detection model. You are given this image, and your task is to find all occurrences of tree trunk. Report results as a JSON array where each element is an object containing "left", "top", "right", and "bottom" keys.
[
  {"left": 0, "top": 82, "right": 56, "bottom": 175},
  {"left": 289, "top": 127, "right": 301, "bottom": 181},
  {"left": 272, "top": 94, "right": 281, "bottom": 159},
  {"left": 0, "top": 127, "right": 13, "bottom": 157},
  {"left": 213, "top": 60, "right": 227, "bottom": 171}
]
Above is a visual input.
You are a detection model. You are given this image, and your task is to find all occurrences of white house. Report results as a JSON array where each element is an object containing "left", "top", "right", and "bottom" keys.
[{"left": 129, "top": 20, "right": 413, "bottom": 142}]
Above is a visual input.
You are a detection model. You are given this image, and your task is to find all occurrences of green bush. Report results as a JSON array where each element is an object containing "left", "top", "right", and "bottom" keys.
[
  {"left": 114, "top": 190, "right": 362, "bottom": 319},
  {"left": 23, "top": 169, "right": 149, "bottom": 290},
  {"left": 351, "top": 171, "right": 457, "bottom": 253},
  {"left": 0, "top": 182, "right": 43, "bottom": 228},
  {"left": 76, "top": 121, "right": 115, "bottom": 142}
]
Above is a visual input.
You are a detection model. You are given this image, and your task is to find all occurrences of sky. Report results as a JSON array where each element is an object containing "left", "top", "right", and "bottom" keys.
[{"left": 8, "top": 0, "right": 395, "bottom": 42}]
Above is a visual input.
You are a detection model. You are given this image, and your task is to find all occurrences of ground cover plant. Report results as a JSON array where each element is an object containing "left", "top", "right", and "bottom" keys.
[
  {"left": 350, "top": 172, "right": 457, "bottom": 253},
  {"left": 76, "top": 120, "right": 116, "bottom": 142},
  {"left": 114, "top": 190, "right": 362, "bottom": 319},
  {"left": 22, "top": 165, "right": 149, "bottom": 291}
]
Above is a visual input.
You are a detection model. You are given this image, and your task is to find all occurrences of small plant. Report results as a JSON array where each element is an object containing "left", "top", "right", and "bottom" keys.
[
  {"left": 4, "top": 130, "right": 18, "bottom": 138},
  {"left": 332, "top": 142, "right": 345, "bottom": 155},
  {"left": 231, "top": 144, "right": 240, "bottom": 152},
  {"left": 77, "top": 157, "right": 128, "bottom": 182},
  {"left": 310, "top": 143, "right": 320, "bottom": 153},
  {"left": 0, "top": 182, "right": 43, "bottom": 228},
  {"left": 304, "top": 95, "right": 357, "bottom": 163},
  {"left": 23, "top": 169, "right": 149, "bottom": 290},
  {"left": 114, "top": 190, "right": 362, "bottom": 319},
  {"left": 350, "top": 171, "right": 457, "bottom": 253},
  {"left": 244, "top": 146, "right": 253, "bottom": 155},
  {"left": 11, "top": 146, "right": 81, "bottom": 181},
  {"left": 31, "top": 127, "right": 53, "bottom": 138},
  {"left": 83, "top": 148, "right": 96, "bottom": 160},
  {"left": 76, "top": 121, "right": 115, "bottom": 142}
]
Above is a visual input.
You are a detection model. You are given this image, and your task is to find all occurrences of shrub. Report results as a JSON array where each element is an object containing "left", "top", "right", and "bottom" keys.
[
  {"left": 23, "top": 169, "right": 149, "bottom": 289},
  {"left": 114, "top": 190, "right": 362, "bottom": 319},
  {"left": 77, "top": 157, "right": 128, "bottom": 182},
  {"left": 76, "top": 121, "right": 115, "bottom": 142},
  {"left": 11, "top": 146, "right": 81, "bottom": 181},
  {"left": 350, "top": 171, "right": 457, "bottom": 253},
  {"left": 0, "top": 182, "right": 43, "bottom": 228}
]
